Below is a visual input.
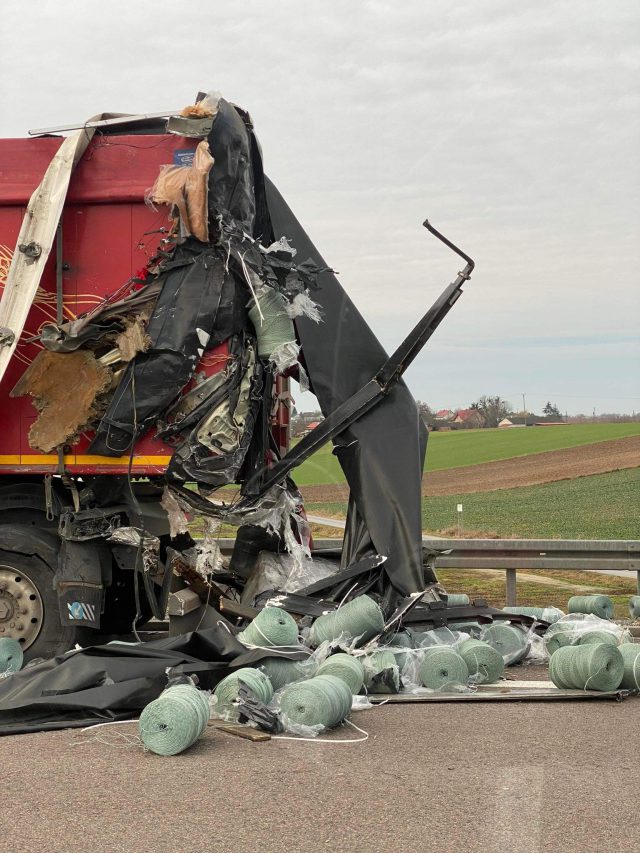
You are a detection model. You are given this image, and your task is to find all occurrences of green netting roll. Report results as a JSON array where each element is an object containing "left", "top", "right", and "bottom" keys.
[
  {"left": 420, "top": 647, "right": 469, "bottom": 690},
  {"left": 545, "top": 631, "right": 574, "bottom": 657},
  {"left": 567, "top": 595, "right": 614, "bottom": 620},
  {"left": 482, "top": 624, "right": 530, "bottom": 665},
  {"left": 280, "top": 674, "right": 352, "bottom": 730},
  {"left": 248, "top": 287, "right": 296, "bottom": 360},
  {"left": 503, "top": 606, "right": 564, "bottom": 624},
  {"left": 363, "top": 650, "right": 400, "bottom": 694},
  {"left": 317, "top": 653, "right": 365, "bottom": 694},
  {"left": 259, "top": 656, "right": 313, "bottom": 691},
  {"left": 446, "top": 594, "right": 470, "bottom": 606},
  {"left": 237, "top": 607, "right": 299, "bottom": 648},
  {"left": 213, "top": 668, "right": 273, "bottom": 721},
  {"left": 139, "top": 684, "right": 210, "bottom": 756},
  {"left": 413, "top": 627, "right": 459, "bottom": 648},
  {"left": 308, "top": 595, "right": 385, "bottom": 648},
  {"left": 577, "top": 631, "right": 619, "bottom": 647},
  {"left": 618, "top": 643, "right": 640, "bottom": 690},
  {"left": 449, "top": 622, "right": 483, "bottom": 638},
  {"left": 381, "top": 630, "right": 414, "bottom": 670},
  {"left": 458, "top": 639, "right": 505, "bottom": 684},
  {"left": 0, "top": 638, "right": 23, "bottom": 674},
  {"left": 628, "top": 597, "right": 640, "bottom": 619},
  {"left": 549, "top": 643, "right": 624, "bottom": 691}
]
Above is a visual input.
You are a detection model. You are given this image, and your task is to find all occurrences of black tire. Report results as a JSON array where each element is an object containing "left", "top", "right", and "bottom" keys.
[{"left": 0, "top": 526, "right": 85, "bottom": 662}]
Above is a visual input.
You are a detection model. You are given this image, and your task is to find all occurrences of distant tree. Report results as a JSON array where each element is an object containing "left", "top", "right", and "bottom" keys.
[
  {"left": 471, "top": 395, "right": 512, "bottom": 428},
  {"left": 543, "top": 401, "right": 563, "bottom": 420},
  {"left": 416, "top": 401, "right": 435, "bottom": 426}
]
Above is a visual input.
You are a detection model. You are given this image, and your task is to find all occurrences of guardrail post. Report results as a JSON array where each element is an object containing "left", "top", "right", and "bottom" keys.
[
  {"left": 505, "top": 568, "right": 517, "bottom": 606},
  {"left": 637, "top": 570, "right": 640, "bottom": 596}
]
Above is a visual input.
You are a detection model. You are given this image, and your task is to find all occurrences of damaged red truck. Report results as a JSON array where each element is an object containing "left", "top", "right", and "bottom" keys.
[{"left": 0, "top": 96, "right": 478, "bottom": 663}]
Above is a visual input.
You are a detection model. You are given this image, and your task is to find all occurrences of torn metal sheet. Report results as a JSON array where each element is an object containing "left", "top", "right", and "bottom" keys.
[
  {"left": 10, "top": 349, "right": 111, "bottom": 452},
  {"left": 0, "top": 115, "right": 119, "bottom": 385}
]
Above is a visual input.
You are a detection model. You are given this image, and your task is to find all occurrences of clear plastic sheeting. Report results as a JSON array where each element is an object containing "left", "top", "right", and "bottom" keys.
[
  {"left": 241, "top": 551, "right": 338, "bottom": 606},
  {"left": 543, "top": 613, "right": 631, "bottom": 657}
]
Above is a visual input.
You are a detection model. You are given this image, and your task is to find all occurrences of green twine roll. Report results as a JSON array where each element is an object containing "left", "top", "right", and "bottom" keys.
[
  {"left": 139, "top": 684, "right": 210, "bottom": 756},
  {"left": 446, "top": 594, "right": 470, "bottom": 606},
  {"left": 413, "top": 627, "right": 460, "bottom": 648},
  {"left": 549, "top": 643, "right": 624, "bottom": 692},
  {"left": 577, "top": 630, "right": 619, "bottom": 647},
  {"left": 628, "top": 597, "right": 640, "bottom": 619},
  {"left": 308, "top": 595, "right": 385, "bottom": 648},
  {"left": 381, "top": 630, "right": 414, "bottom": 670},
  {"left": 317, "top": 653, "right": 365, "bottom": 694},
  {"left": 503, "top": 606, "right": 564, "bottom": 624},
  {"left": 259, "top": 656, "right": 313, "bottom": 691},
  {"left": 280, "top": 674, "right": 352, "bottom": 730},
  {"left": 238, "top": 607, "right": 299, "bottom": 648},
  {"left": 0, "top": 638, "right": 23, "bottom": 675},
  {"left": 248, "top": 288, "right": 296, "bottom": 359},
  {"left": 482, "top": 624, "right": 530, "bottom": 665},
  {"left": 213, "top": 667, "right": 273, "bottom": 721},
  {"left": 449, "top": 622, "right": 483, "bottom": 638},
  {"left": 363, "top": 650, "right": 400, "bottom": 694},
  {"left": 458, "top": 639, "right": 505, "bottom": 684},
  {"left": 618, "top": 643, "right": 640, "bottom": 690},
  {"left": 419, "top": 647, "right": 469, "bottom": 690},
  {"left": 567, "top": 595, "right": 614, "bottom": 620},
  {"left": 544, "top": 631, "right": 574, "bottom": 657}
]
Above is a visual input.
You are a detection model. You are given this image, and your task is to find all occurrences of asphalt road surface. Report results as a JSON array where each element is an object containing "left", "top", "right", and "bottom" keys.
[{"left": 1, "top": 678, "right": 638, "bottom": 853}]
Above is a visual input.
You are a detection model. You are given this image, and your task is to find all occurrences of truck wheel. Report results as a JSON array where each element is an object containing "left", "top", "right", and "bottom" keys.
[{"left": 0, "top": 531, "right": 82, "bottom": 663}]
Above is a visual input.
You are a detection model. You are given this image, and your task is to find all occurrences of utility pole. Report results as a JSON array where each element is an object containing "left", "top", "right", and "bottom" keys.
[{"left": 522, "top": 393, "right": 526, "bottom": 422}]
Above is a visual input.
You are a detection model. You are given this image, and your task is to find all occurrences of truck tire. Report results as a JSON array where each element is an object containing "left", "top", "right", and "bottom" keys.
[{"left": 0, "top": 525, "right": 84, "bottom": 662}]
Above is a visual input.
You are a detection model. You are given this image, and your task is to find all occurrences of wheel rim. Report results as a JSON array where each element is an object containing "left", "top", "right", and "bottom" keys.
[{"left": 0, "top": 564, "right": 44, "bottom": 650}]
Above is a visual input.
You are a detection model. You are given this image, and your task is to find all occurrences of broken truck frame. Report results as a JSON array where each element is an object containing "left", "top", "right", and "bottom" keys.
[{"left": 0, "top": 92, "right": 569, "bottom": 665}]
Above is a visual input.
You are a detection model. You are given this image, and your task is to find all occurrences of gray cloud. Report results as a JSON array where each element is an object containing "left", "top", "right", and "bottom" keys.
[{"left": 0, "top": 0, "right": 637, "bottom": 413}]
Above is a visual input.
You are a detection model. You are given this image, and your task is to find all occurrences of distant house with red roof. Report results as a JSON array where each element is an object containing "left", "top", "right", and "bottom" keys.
[
  {"left": 435, "top": 409, "right": 455, "bottom": 420},
  {"left": 452, "top": 408, "right": 485, "bottom": 428}
]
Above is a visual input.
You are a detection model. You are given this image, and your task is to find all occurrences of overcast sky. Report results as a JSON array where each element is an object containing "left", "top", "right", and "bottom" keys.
[{"left": 1, "top": 0, "right": 638, "bottom": 415}]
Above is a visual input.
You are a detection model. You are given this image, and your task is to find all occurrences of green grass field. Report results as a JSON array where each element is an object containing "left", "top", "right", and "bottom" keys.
[
  {"left": 306, "top": 467, "right": 640, "bottom": 540},
  {"left": 293, "top": 422, "right": 640, "bottom": 486}
]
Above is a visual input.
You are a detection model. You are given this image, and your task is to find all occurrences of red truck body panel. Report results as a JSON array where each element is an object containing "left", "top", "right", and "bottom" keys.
[{"left": 0, "top": 133, "right": 237, "bottom": 476}]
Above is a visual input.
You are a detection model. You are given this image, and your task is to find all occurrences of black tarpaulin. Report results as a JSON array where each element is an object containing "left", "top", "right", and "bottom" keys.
[
  {"left": 0, "top": 627, "right": 308, "bottom": 736},
  {"left": 263, "top": 177, "right": 427, "bottom": 598}
]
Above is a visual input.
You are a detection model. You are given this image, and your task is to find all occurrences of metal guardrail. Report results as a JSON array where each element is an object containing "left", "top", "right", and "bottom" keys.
[{"left": 217, "top": 537, "right": 640, "bottom": 606}]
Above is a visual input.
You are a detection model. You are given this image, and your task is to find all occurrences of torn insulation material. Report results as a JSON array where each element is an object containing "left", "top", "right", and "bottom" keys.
[{"left": 10, "top": 349, "right": 111, "bottom": 452}]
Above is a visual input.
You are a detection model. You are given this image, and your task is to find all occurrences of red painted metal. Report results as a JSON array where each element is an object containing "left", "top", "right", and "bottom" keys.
[{"left": 0, "top": 134, "right": 233, "bottom": 476}]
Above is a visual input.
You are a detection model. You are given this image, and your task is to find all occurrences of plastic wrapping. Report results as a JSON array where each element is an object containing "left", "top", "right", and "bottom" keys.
[
  {"left": 241, "top": 551, "right": 338, "bottom": 606},
  {"left": 544, "top": 614, "right": 631, "bottom": 657}
]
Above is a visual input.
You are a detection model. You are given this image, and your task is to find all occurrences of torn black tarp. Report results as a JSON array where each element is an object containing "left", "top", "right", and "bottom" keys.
[
  {"left": 0, "top": 626, "right": 309, "bottom": 736},
  {"left": 263, "top": 178, "right": 428, "bottom": 600},
  {"left": 89, "top": 243, "right": 248, "bottom": 456}
]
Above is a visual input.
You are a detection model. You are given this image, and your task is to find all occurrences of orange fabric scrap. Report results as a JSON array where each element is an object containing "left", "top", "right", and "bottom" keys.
[{"left": 148, "top": 140, "right": 214, "bottom": 243}]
